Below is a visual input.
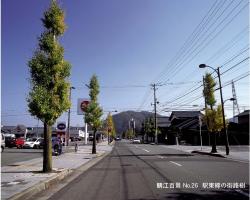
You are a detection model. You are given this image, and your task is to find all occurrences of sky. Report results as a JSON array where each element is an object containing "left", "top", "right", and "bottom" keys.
[{"left": 1, "top": 0, "right": 249, "bottom": 127}]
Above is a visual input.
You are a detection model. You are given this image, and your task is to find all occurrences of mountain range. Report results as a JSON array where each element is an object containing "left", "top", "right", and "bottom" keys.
[{"left": 112, "top": 111, "right": 163, "bottom": 136}]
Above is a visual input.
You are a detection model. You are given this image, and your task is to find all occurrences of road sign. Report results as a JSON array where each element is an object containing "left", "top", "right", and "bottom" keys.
[
  {"left": 77, "top": 98, "right": 90, "bottom": 115},
  {"left": 57, "top": 122, "right": 66, "bottom": 132}
]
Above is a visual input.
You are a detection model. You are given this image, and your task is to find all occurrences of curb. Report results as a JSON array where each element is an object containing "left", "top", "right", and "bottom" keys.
[
  {"left": 8, "top": 169, "right": 72, "bottom": 200},
  {"left": 192, "top": 150, "right": 226, "bottom": 158},
  {"left": 8, "top": 146, "right": 113, "bottom": 200}
]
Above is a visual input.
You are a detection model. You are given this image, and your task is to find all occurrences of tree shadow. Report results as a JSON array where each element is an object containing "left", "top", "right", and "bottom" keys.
[{"left": 161, "top": 190, "right": 249, "bottom": 200}]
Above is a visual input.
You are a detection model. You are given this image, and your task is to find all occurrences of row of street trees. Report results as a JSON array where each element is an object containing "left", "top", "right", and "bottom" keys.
[
  {"left": 27, "top": 0, "right": 103, "bottom": 172},
  {"left": 26, "top": 0, "right": 227, "bottom": 173}
]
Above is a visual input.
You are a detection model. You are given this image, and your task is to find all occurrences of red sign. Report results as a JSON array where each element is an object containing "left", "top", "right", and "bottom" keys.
[{"left": 80, "top": 100, "right": 90, "bottom": 112}]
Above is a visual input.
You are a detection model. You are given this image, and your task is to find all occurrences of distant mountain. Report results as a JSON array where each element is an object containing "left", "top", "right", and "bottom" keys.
[{"left": 112, "top": 111, "right": 163, "bottom": 136}]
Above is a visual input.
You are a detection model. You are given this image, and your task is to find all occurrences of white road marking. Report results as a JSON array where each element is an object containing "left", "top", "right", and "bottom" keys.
[
  {"left": 157, "top": 156, "right": 164, "bottom": 159},
  {"left": 135, "top": 145, "right": 138, "bottom": 148},
  {"left": 7, "top": 181, "right": 20, "bottom": 185},
  {"left": 142, "top": 149, "right": 150, "bottom": 152},
  {"left": 170, "top": 161, "right": 182, "bottom": 167}
]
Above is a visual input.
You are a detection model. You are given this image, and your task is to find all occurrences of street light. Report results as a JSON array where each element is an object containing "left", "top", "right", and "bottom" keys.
[
  {"left": 224, "top": 98, "right": 236, "bottom": 104},
  {"left": 193, "top": 106, "right": 205, "bottom": 151},
  {"left": 199, "top": 64, "right": 229, "bottom": 155},
  {"left": 67, "top": 86, "right": 75, "bottom": 146},
  {"left": 131, "top": 118, "right": 135, "bottom": 137}
]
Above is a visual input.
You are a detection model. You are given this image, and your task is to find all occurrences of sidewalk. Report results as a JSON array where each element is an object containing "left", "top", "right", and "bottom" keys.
[
  {"left": 162, "top": 145, "right": 249, "bottom": 162},
  {"left": 1, "top": 141, "right": 114, "bottom": 200}
]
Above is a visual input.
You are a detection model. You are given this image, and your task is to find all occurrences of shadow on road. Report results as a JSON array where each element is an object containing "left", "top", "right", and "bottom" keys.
[{"left": 161, "top": 190, "right": 249, "bottom": 200}]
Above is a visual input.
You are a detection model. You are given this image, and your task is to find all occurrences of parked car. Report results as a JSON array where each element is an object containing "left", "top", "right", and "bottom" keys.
[
  {"left": 115, "top": 136, "right": 121, "bottom": 141},
  {"left": 1, "top": 133, "right": 5, "bottom": 152},
  {"left": 70, "top": 137, "right": 81, "bottom": 142},
  {"left": 15, "top": 137, "right": 25, "bottom": 148},
  {"left": 89, "top": 133, "right": 94, "bottom": 141},
  {"left": 133, "top": 138, "right": 141, "bottom": 144},
  {"left": 4, "top": 134, "right": 16, "bottom": 148},
  {"left": 37, "top": 138, "right": 44, "bottom": 149},
  {"left": 24, "top": 138, "right": 44, "bottom": 149}
]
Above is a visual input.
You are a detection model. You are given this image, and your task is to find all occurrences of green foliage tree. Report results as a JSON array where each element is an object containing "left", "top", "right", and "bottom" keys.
[
  {"left": 85, "top": 75, "right": 103, "bottom": 154},
  {"left": 203, "top": 73, "right": 224, "bottom": 153},
  {"left": 105, "top": 113, "right": 116, "bottom": 142},
  {"left": 205, "top": 105, "right": 224, "bottom": 133},
  {"left": 143, "top": 117, "right": 155, "bottom": 142},
  {"left": 125, "top": 129, "right": 134, "bottom": 139},
  {"left": 203, "top": 73, "right": 216, "bottom": 109},
  {"left": 27, "top": 0, "right": 71, "bottom": 172}
]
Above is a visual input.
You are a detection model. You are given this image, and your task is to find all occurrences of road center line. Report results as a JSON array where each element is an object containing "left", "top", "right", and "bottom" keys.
[
  {"left": 157, "top": 156, "right": 164, "bottom": 159},
  {"left": 142, "top": 149, "right": 150, "bottom": 152},
  {"left": 170, "top": 161, "right": 182, "bottom": 167}
]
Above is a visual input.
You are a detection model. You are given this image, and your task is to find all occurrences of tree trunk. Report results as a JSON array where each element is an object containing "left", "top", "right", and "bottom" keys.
[
  {"left": 108, "top": 130, "right": 110, "bottom": 144},
  {"left": 92, "top": 129, "right": 97, "bottom": 154},
  {"left": 43, "top": 123, "right": 52, "bottom": 172},
  {"left": 211, "top": 131, "right": 217, "bottom": 153}
]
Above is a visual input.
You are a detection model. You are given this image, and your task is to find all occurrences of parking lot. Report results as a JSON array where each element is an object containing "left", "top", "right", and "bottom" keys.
[{"left": 1, "top": 148, "right": 43, "bottom": 166}]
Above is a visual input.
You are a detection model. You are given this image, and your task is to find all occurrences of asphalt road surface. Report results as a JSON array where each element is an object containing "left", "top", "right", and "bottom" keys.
[
  {"left": 1, "top": 148, "right": 43, "bottom": 166},
  {"left": 44, "top": 140, "right": 249, "bottom": 200}
]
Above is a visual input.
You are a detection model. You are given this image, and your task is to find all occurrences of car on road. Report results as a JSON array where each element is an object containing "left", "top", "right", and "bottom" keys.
[
  {"left": 4, "top": 134, "right": 16, "bottom": 148},
  {"left": 115, "top": 136, "right": 121, "bottom": 141},
  {"left": 15, "top": 137, "right": 25, "bottom": 148},
  {"left": 24, "top": 138, "right": 44, "bottom": 149},
  {"left": 1, "top": 133, "right": 5, "bottom": 152},
  {"left": 133, "top": 138, "right": 141, "bottom": 144}
]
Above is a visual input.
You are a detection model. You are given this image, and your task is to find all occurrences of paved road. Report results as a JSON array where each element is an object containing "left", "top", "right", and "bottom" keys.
[
  {"left": 1, "top": 148, "right": 43, "bottom": 166},
  {"left": 42, "top": 140, "right": 249, "bottom": 200}
]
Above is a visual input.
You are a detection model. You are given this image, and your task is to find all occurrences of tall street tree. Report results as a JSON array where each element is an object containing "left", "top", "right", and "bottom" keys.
[
  {"left": 85, "top": 75, "right": 103, "bottom": 154},
  {"left": 203, "top": 73, "right": 223, "bottom": 153},
  {"left": 105, "top": 113, "right": 116, "bottom": 143},
  {"left": 27, "top": 0, "right": 71, "bottom": 172}
]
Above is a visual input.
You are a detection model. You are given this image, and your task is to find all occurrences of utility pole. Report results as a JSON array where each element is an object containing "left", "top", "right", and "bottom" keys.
[
  {"left": 67, "top": 86, "right": 75, "bottom": 146},
  {"left": 151, "top": 83, "right": 158, "bottom": 144},
  {"left": 217, "top": 67, "right": 229, "bottom": 155}
]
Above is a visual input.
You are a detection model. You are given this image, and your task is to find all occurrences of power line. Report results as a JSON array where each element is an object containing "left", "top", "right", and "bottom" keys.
[
  {"left": 176, "top": 27, "right": 248, "bottom": 93},
  {"left": 153, "top": 0, "right": 225, "bottom": 83},
  {"left": 153, "top": 2, "right": 248, "bottom": 101},
  {"left": 161, "top": 84, "right": 203, "bottom": 106},
  {"left": 205, "top": 27, "right": 249, "bottom": 64},
  {"left": 160, "top": 71, "right": 249, "bottom": 113},
  {"left": 167, "top": 0, "right": 248, "bottom": 82},
  {"left": 221, "top": 57, "right": 249, "bottom": 75},
  {"left": 157, "top": 0, "right": 245, "bottom": 84},
  {"left": 141, "top": 1, "right": 247, "bottom": 113}
]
